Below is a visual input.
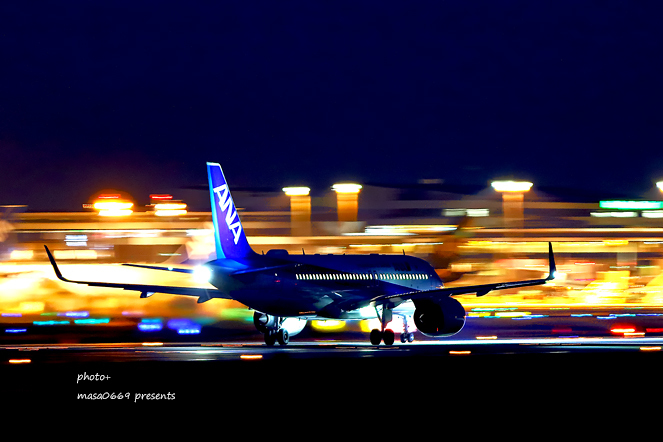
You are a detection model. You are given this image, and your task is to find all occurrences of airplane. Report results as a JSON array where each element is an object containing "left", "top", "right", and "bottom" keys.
[{"left": 45, "top": 162, "right": 557, "bottom": 346}]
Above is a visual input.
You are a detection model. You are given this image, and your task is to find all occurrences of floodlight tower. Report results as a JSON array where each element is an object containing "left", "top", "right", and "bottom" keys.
[
  {"left": 491, "top": 181, "right": 532, "bottom": 229},
  {"left": 283, "top": 187, "right": 311, "bottom": 236},
  {"left": 332, "top": 183, "right": 362, "bottom": 222}
]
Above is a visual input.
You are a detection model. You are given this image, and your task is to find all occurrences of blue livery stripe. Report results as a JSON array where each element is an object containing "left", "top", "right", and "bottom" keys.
[{"left": 206, "top": 162, "right": 256, "bottom": 261}]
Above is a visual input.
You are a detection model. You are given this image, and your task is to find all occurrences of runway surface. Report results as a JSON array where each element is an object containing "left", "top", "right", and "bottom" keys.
[
  {"left": 3, "top": 337, "right": 663, "bottom": 410},
  {"left": 4, "top": 305, "right": 663, "bottom": 412}
]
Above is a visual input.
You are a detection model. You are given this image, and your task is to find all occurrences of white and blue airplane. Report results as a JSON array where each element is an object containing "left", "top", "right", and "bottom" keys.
[{"left": 45, "top": 162, "right": 556, "bottom": 346}]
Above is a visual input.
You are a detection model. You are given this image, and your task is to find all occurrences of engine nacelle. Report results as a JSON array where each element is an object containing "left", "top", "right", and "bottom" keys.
[
  {"left": 253, "top": 312, "right": 306, "bottom": 337},
  {"left": 253, "top": 311, "right": 278, "bottom": 333},
  {"left": 413, "top": 297, "right": 466, "bottom": 337}
]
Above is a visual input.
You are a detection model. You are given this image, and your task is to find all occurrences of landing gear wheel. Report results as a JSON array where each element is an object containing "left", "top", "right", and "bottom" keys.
[
  {"left": 264, "top": 331, "right": 277, "bottom": 346},
  {"left": 401, "top": 332, "right": 415, "bottom": 343},
  {"left": 277, "top": 328, "right": 289, "bottom": 345},
  {"left": 370, "top": 329, "right": 382, "bottom": 345},
  {"left": 383, "top": 329, "right": 395, "bottom": 346}
]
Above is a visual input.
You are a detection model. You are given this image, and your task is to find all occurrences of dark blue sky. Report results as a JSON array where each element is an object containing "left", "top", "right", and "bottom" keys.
[{"left": 2, "top": 1, "right": 663, "bottom": 210}]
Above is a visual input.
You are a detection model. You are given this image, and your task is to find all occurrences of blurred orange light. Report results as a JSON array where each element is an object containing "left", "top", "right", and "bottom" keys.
[
  {"left": 155, "top": 209, "right": 187, "bottom": 217},
  {"left": 154, "top": 203, "right": 187, "bottom": 210},
  {"left": 93, "top": 201, "right": 133, "bottom": 210},
  {"left": 611, "top": 327, "right": 636, "bottom": 334},
  {"left": 283, "top": 187, "right": 311, "bottom": 196},
  {"left": 99, "top": 209, "right": 133, "bottom": 217},
  {"left": 9, "top": 359, "right": 31, "bottom": 364},
  {"left": 332, "top": 183, "right": 362, "bottom": 194},
  {"left": 240, "top": 354, "right": 263, "bottom": 360},
  {"left": 491, "top": 181, "right": 533, "bottom": 192}
]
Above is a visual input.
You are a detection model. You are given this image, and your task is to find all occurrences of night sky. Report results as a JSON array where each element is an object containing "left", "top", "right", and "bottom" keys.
[{"left": 2, "top": 1, "right": 663, "bottom": 210}]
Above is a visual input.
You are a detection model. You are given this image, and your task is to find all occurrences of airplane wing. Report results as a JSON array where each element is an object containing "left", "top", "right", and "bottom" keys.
[
  {"left": 367, "top": 242, "right": 557, "bottom": 308},
  {"left": 44, "top": 246, "right": 230, "bottom": 303},
  {"left": 122, "top": 263, "right": 195, "bottom": 274}
]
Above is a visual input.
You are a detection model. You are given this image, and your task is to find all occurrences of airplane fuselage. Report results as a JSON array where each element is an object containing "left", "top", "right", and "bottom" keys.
[{"left": 207, "top": 251, "right": 443, "bottom": 318}]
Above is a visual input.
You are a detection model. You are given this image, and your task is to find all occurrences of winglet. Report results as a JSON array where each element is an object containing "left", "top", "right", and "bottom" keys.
[
  {"left": 546, "top": 242, "right": 556, "bottom": 281},
  {"left": 44, "top": 245, "right": 69, "bottom": 282}
]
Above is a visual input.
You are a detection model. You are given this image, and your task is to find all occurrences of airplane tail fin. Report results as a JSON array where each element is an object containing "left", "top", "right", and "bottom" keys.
[{"left": 206, "top": 162, "right": 257, "bottom": 261}]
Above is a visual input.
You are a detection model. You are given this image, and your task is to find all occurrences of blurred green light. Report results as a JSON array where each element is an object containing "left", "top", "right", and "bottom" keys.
[
  {"left": 599, "top": 200, "right": 663, "bottom": 210},
  {"left": 74, "top": 318, "right": 110, "bottom": 325},
  {"left": 33, "top": 320, "right": 70, "bottom": 326}
]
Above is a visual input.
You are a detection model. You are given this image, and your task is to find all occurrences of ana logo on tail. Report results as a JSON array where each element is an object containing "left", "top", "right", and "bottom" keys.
[{"left": 213, "top": 184, "right": 242, "bottom": 245}]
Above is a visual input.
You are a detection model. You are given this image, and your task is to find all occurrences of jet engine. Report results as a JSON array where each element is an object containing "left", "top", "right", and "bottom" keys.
[
  {"left": 253, "top": 312, "right": 306, "bottom": 336},
  {"left": 412, "top": 297, "right": 466, "bottom": 337}
]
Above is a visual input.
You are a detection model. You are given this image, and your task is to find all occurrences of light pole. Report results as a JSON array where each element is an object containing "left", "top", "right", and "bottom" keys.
[
  {"left": 283, "top": 187, "right": 311, "bottom": 236},
  {"left": 491, "top": 180, "right": 532, "bottom": 229},
  {"left": 332, "top": 183, "right": 362, "bottom": 222}
]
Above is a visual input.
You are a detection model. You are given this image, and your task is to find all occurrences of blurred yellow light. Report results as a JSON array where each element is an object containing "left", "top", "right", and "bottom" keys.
[
  {"left": 283, "top": 187, "right": 310, "bottom": 196},
  {"left": 604, "top": 240, "right": 629, "bottom": 246},
  {"left": 611, "top": 327, "right": 636, "bottom": 334},
  {"left": 491, "top": 181, "right": 533, "bottom": 192},
  {"left": 311, "top": 320, "right": 346, "bottom": 331},
  {"left": 467, "top": 240, "right": 493, "bottom": 246},
  {"left": 476, "top": 335, "right": 498, "bottom": 340},
  {"left": 18, "top": 302, "right": 45, "bottom": 313},
  {"left": 494, "top": 311, "right": 531, "bottom": 318},
  {"left": 99, "top": 209, "right": 133, "bottom": 217},
  {"left": 332, "top": 183, "right": 362, "bottom": 194},
  {"left": 640, "top": 346, "right": 661, "bottom": 351},
  {"left": 155, "top": 209, "right": 187, "bottom": 216},
  {"left": 93, "top": 201, "right": 133, "bottom": 210},
  {"left": 53, "top": 250, "right": 98, "bottom": 260},
  {"left": 449, "top": 350, "right": 471, "bottom": 355},
  {"left": 240, "top": 354, "right": 263, "bottom": 360},
  {"left": 9, "top": 359, "right": 31, "bottom": 364},
  {"left": 141, "top": 342, "right": 163, "bottom": 346},
  {"left": 154, "top": 203, "right": 187, "bottom": 210},
  {"left": 657, "top": 182, "right": 663, "bottom": 191},
  {"left": 10, "top": 250, "right": 34, "bottom": 260}
]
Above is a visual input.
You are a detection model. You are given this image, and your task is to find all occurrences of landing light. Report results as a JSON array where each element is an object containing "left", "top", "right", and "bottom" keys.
[{"left": 193, "top": 266, "right": 212, "bottom": 284}]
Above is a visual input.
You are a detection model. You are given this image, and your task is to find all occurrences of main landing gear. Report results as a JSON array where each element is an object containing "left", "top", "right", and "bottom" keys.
[
  {"left": 253, "top": 312, "right": 290, "bottom": 346},
  {"left": 264, "top": 328, "right": 289, "bottom": 346},
  {"left": 370, "top": 308, "right": 415, "bottom": 346}
]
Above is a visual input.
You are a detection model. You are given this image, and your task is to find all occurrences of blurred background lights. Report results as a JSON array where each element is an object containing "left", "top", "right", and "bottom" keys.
[
  {"left": 332, "top": 183, "right": 362, "bottom": 194},
  {"left": 490, "top": 181, "right": 533, "bottom": 192},
  {"left": 282, "top": 187, "right": 310, "bottom": 196}
]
